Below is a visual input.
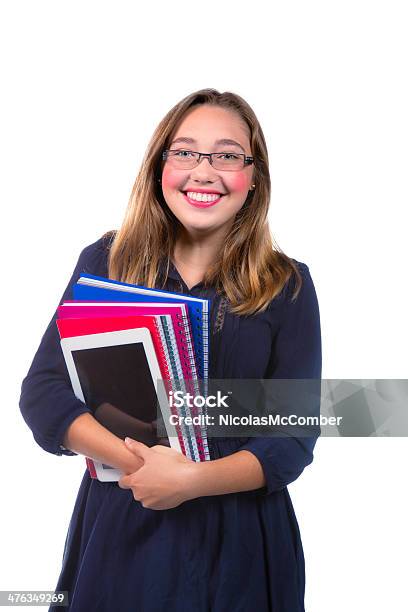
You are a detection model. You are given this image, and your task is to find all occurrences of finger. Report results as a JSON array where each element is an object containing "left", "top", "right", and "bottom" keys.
[
  {"left": 124, "top": 437, "right": 151, "bottom": 459},
  {"left": 132, "top": 490, "right": 143, "bottom": 502},
  {"left": 118, "top": 475, "right": 132, "bottom": 489}
]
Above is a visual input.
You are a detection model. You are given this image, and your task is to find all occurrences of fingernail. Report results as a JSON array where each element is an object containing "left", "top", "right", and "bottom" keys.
[{"left": 125, "top": 437, "right": 133, "bottom": 445}]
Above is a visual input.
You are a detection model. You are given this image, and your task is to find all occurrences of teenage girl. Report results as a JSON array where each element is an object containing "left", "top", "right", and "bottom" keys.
[{"left": 20, "top": 88, "right": 322, "bottom": 612}]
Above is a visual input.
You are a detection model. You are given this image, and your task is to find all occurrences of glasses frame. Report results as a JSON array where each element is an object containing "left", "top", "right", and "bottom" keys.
[{"left": 162, "top": 149, "right": 254, "bottom": 171}]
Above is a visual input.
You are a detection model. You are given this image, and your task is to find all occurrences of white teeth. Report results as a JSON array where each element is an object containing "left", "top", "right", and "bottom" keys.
[{"left": 186, "top": 191, "right": 221, "bottom": 202}]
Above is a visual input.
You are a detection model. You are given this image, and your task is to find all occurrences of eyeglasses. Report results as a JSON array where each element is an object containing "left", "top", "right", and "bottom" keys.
[{"left": 162, "top": 149, "right": 254, "bottom": 172}]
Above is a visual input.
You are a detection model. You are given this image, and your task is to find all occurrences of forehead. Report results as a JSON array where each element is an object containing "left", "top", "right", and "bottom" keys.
[{"left": 170, "top": 105, "right": 251, "bottom": 150}]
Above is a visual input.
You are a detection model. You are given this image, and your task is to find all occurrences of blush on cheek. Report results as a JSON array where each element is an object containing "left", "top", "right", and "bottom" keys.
[
  {"left": 227, "top": 171, "right": 250, "bottom": 192},
  {"left": 161, "top": 166, "right": 181, "bottom": 190}
]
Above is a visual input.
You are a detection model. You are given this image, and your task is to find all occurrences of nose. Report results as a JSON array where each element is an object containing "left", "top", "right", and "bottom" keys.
[{"left": 189, "top": 155, "right": 220, "bottom": 183}]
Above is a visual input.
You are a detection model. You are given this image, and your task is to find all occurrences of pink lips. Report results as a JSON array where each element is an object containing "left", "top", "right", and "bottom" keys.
[{"left": 182, "top": 192, "right": 223, "bottom": 208}]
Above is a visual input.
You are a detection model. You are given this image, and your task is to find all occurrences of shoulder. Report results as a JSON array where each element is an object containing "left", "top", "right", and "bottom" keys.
[
  {"left": 289, "top": 258, "right": 310, "bottom": 280},
  {"left": 289, "top": 258, "right": 317, "bottom": 299},
  {"left": 271, "top": 256, "right": 312, "bottom": 302},
  {"left": 277, "top": 258, "right": 320, "bottom": 328},
  {"left": 264, "top": 257, "right": 318, "bottom": 320},
  {"left": 288, "top": 258, "right": 313, "bottom": 297},
  {"left": 76, "top": 230, "right": 117, "bottom": 274},
  {"left": 80, "top": 230, "right": 116, "bottom": 256}
]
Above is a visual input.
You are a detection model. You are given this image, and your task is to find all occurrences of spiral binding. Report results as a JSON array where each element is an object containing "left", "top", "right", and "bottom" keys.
[
  {"left": 190, "top": 306, "right": 209, "bottom": 388},
  {"left": 164, "top": 314, "right": 208, "bottom": 461},
  {"left": 159, "top": 315, "right": 200, "bottom": 460},
  {"left": 153, "top": 316, "right": 201, "bottom": 462},
  {"left": 176, "top": 309, "right": 211, "bottom": 461},
  {"left": 152, "top": 317, "right": 192, "bottom": 460},
  {"left": 176, "top": 312, "right": 198, "bottom": 379}
]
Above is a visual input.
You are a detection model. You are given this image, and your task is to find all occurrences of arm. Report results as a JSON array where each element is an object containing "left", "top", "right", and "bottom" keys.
[
  {"left": 62, "top": 413, "right": 142, "bottom": 474},
  {"left": 118, "top": 439, "right": 266, "bottom": 510},
  {"left": 184, "top": 449, "right": 266, "bottom": 495},
  {"left": 19, "top": 236, "right": 141, "bottom": 474},
  {"left": 236, "top": 262, "right": 322, "bottom": 495},
  {"left": 119, "top": 262, "right": 322, "bottom": 508},
  {"left": 186, "top": 262, "right": 322, "bottom": 497}
]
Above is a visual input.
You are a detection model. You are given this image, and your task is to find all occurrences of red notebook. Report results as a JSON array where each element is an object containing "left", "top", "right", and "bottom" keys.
[
  {"left": 57, "top": 315, "right": 206, "bottom": 477},
  {"left": 57, "top": 310, "right": 206, "bottom": 463}
]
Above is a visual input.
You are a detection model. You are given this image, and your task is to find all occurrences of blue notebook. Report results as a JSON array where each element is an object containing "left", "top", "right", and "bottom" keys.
[{"left": 73, "top": 273, "right": 210, "bottom": 384}]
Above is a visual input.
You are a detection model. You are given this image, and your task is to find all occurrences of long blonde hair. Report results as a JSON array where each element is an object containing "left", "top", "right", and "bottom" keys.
[{"left": 106, "top": 88, "right": 302, "bottom": 316}]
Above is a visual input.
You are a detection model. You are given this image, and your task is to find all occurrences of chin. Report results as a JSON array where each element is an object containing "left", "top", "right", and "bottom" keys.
[{"left": 183, "top": 222, "right": 217, "bottom": 233}]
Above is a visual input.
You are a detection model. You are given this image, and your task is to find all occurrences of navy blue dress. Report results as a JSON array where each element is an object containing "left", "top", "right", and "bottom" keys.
[{"left": 19, "top": 234, "right": 322, "bottom": 612}]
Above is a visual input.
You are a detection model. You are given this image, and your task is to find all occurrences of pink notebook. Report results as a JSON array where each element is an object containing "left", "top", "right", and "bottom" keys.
[{"left": 58, "top": 301, "right": 197, "bottom": 381}]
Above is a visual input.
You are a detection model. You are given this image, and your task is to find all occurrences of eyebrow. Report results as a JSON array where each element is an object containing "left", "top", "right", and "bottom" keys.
[{"left": 170, "top": 137, "right": 245, "bottom": 153}]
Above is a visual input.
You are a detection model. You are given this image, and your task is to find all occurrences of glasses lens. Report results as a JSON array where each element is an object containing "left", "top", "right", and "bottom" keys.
[
  {"left": 167, "top": 150, "right": 199, "bottom": 168},
  {"left": 212, "top": 153, "right": 245, "bottom": 171},
  {"left": 165, "top": 150, "right": 246, "bottom": 171}
]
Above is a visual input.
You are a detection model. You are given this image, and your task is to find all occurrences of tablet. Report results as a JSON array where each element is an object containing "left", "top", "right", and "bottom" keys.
[{"left": 61, "top": 327, "right": 181, "bottom": 481}]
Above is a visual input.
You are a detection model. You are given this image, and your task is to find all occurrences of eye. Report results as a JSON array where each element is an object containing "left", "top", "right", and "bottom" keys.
[
  {"left": 173, "top": 149, "right": 195, "bottom": 158},
  {"left": 216, "top": 152, "right": 241, "bottom": 160}
]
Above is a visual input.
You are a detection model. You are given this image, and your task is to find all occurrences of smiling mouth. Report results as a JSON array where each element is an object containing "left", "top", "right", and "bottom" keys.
[{"left": 180, "top": 190, "right": 227, "bottom": 206}]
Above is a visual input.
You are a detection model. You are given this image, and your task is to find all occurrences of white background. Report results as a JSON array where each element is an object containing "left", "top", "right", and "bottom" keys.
[{"left": 1, "top": 1, "right": 407, "bottom": 610}]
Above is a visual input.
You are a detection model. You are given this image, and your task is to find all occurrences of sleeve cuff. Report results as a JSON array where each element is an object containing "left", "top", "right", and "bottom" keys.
[
  {"left": 33, "top": 404, "right": 93, "bottom": 456},
  {"left": 239, "top": 435, "right": 316, "bottom": 496}
]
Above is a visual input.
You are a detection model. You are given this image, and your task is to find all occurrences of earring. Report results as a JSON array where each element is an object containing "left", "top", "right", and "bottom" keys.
[
  {"left": 157, "top": 178, "right": 161, "bottom": 183},
  {"left": 251, "top": 184, "right": 256, "bottom": 190}
]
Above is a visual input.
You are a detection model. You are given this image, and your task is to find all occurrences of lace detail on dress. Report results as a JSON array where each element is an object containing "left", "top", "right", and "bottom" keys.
[{"left": 214, "top": 296, "right": 228, "bottom": 334}]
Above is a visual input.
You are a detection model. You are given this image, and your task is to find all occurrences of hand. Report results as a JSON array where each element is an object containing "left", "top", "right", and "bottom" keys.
[{"left": 118, "top": 437, "right": 196, "bottom": 510}]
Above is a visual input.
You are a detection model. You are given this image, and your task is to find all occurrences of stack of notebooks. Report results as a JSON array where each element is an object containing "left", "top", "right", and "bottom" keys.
[{"left": 57, "top": 273, "right": 211, "bottom": 481}]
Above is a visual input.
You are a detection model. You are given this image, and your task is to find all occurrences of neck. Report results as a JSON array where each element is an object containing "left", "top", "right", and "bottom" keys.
[{"left": 173, "top": 224, "right": 230, "bottom": 271}]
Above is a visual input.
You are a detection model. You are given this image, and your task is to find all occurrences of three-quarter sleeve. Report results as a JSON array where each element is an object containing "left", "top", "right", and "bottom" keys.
[
  {"left": 19, "top": 238, "right": 106, "bottom": 456},
  {"left": 239, "top": 262, "right": 322, "bottom": 494}
]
